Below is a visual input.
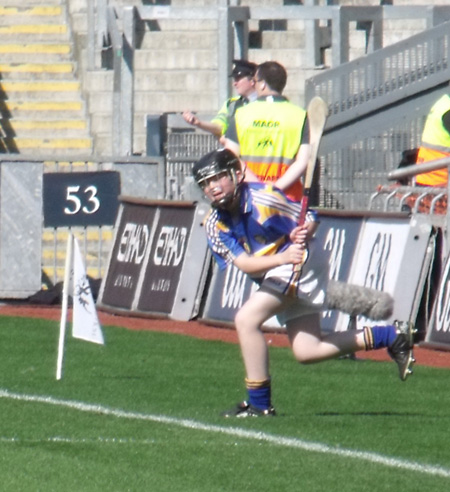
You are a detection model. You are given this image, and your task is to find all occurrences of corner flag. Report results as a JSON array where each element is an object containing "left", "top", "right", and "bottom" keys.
[
  {"left": 72, "top": 237, "right": 104, "bottom": 345},
  {"left": 56, "top": 233, "right": 104, "bottom": 380}
]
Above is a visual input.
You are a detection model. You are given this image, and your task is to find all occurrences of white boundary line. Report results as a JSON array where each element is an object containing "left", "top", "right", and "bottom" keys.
[
  {"left": 1, "top": 388, "right": 450, "bottom": 479},
  {"left": 1, "top": 436, "right": 157, "bottom": 445}
]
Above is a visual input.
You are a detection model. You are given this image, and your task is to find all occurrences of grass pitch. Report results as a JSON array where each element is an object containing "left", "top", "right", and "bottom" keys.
[{"left": 1, "top": 314, "right": 449, "bottom": 491}]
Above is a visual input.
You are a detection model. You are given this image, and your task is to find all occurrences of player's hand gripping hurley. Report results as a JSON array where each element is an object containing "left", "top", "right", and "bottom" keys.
[{"left": 286, "top": 96, "right": 328, "bottom": 296}]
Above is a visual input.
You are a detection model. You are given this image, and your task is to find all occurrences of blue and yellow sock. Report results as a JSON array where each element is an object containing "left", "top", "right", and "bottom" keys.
[
  {"left": 363, "top": 325, "right": 397, "bottom": 350},
  {"left": 245, "top": 378, "right": 271, "bottom": 410}
]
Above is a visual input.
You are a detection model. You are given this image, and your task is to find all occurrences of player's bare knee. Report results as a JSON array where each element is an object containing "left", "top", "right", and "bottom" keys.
[
  {"left": 234, "top": 309, "right": 246, "bottom": 329},
  {"left": 234, "top": 310, "right": 251, "bottom": 334},
  {"left": 293, "top": 349, "right": 315, "bottom": 364}
]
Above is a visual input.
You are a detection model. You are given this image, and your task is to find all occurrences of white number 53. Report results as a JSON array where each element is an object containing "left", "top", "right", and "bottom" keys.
[{"left": 64, "top": 185, "right": 100, "bottom": 215}]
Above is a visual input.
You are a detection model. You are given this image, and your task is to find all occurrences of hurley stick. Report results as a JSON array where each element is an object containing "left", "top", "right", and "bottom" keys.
[{"left": 287, "top": 96, "right": 328, "bottom": 295}]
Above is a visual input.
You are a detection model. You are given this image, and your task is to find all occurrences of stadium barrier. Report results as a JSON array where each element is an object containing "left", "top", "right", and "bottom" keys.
[
  {"left": 0, "top": 155, "right": 165, "bottom": 298},
  {"left": 98, "top": 201, "right": 439, "bottom": 341},
  {"left": 200, "top": 211, "right": 435, "bottom": 334}
]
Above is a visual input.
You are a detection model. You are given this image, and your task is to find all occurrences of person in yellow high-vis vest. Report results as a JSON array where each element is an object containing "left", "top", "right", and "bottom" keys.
[
  {"left": 416, "top": 94, "right": 450, "bottom": 186},
  {"left": 222, "top": 61, "right": 310, "bottom": 202}
]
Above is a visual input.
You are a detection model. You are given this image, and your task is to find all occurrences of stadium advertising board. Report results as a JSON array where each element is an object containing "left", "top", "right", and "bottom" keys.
[
  {"left": 99, "top": 202, "right": 157, "bottom": 310},
  {"left": 98, "top": 197, "right": 210, "bottom": 321},
  {"left": 423, "top": 251, "right": 450, "bottom": 350},
  {"left": 336, "top": 214, "right": 433, "bottom": 332},
  {"left": 137, "top": 206, "right": 194, "bottom": 314}
]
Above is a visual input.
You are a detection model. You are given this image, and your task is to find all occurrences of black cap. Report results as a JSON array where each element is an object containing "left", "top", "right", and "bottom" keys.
[{"left": 230, "top": 59, "right": 257, "bottom": 79}]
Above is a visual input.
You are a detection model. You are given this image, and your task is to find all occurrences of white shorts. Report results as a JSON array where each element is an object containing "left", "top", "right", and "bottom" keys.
[{"left": 260, "top": 246, "right": 329, "bottom": 324}]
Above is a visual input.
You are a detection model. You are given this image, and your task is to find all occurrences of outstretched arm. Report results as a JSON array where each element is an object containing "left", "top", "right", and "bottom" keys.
[{"left": 182, "top": 111, "right": 222, "bottom": 138}]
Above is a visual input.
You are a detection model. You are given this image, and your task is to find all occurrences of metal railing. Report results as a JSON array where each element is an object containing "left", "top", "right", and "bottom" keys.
[
  {"left": 306, "top": 17, "right": 450, "bottom": 129},
  {"left": 369, "top": 157, "right": 450, "bottom": 233},
  {"left": 305, "top": 17, "right": 450, "bottom": 211}
]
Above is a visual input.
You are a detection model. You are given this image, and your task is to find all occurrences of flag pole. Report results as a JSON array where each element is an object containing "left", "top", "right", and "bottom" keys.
[{"left": 56, "top": 232, "right": 73, "bottom": 380}]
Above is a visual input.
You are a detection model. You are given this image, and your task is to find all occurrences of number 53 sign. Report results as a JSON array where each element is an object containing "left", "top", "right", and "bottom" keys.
[{"left": 43, "top": 171, "right": 121, "bottom": 227}]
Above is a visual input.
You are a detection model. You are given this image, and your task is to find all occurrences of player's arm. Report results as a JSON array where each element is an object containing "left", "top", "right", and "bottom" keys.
[{"left": 233, "top": 240, "right": 306, "bottom": 277}]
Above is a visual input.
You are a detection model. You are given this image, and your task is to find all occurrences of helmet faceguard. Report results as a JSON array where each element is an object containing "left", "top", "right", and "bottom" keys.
[{"left": 193, "top": 149, "right": 243, "bottom": 207}]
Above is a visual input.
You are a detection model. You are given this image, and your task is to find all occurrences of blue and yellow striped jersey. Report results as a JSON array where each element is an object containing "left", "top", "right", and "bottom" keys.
[{"left": 204, "top": 182, "right": 313, "bottom": 271}]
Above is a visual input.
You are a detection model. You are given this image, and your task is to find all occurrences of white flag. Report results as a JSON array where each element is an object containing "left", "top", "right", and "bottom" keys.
[{"left": 72, "top": 237, "right": 104, "bottom": 345}]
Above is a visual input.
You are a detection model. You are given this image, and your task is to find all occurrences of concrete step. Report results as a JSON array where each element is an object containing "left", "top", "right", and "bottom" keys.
[
  {"left": 0, "top": 44, "right": 72, "bottom": 63},
  {"left": 84, "top": 70, "right": 113, "bottom": 93},
  {"left": 95, "top": 126, "right": 151, "bottom": 154},
  {"left": 0, "top": 5, "right": 64, "bottom": 24},
  {"left": 138, "top": 30, "right": 218, "bottom": 50},
  {"left": 91, "top": 112, "right": 156, "bottom": 135},
  {"left": 1, "top": 99, "right": 85, "bottom": 118},
  {"left": 135, "top": 49, "right": 216, "bottom": 70},
  {"left": 92, "top": 134, "right": 112, "bottom": 156},
  {"left": 0, "top": 43, "right": 70, "bottom": 54},
  {"left": 0, "top": 0, "right": 92, "bottom": 157},
  {"left": 0, "top": 0, "right": 62, "bottom": 5},
  {"left": 0, "top": 51, "right": 73, "bottom": 63},
  {"left": 94, "top": 133, "right": 150, "bottom": 158},
  {"left": 248, "top": 48, "right": 306, "bottom": 68},
  {"left": 261, "top": 30, "right": 307, "bottom": 50},
  {"left": 0, "top": 62, "right": 75, "bottom": 80},
  {"left": 2, "top": 118, "right": 88, "bottom": 137},
  {"left": 137, "top": 91, "right": 218, "bottom": 113},
  {"left": 90, "top": 113, "right": 111, "bottom": 134},
  {"left": 0, "top": 80, "right": 81, "bottom": 100},
  {"left": 135, "top": 69, "right": 217, "bottom": 92},
  {"left": 3, "top": 136, "right": 93, "bottom": 153},
  {"left": 86, "top": 92, "right": 112, "bottom": 114},
  {"left": 0, "top": 24, "right": 68, "bottom": 36}
]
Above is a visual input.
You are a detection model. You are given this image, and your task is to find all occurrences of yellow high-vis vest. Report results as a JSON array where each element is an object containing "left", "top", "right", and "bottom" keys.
[
  {"left": 235, "top": 96, "right": 307, "bottom": 201},
  {"left": 416, "top": 94, "right": 450, "bottom": 186}
]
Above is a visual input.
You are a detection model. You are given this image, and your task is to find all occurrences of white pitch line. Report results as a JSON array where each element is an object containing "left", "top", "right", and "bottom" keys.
[
  {"left": 1, "top": 436, "right": 157, "bottom": 445},
  {"left": 1, "top": 388, "right": 450, "bottom": 479}
]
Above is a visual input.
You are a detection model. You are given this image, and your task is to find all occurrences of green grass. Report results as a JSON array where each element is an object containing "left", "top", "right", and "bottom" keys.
[{"left": 1, "top": 314, "right": 450, "bottom": 491}]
